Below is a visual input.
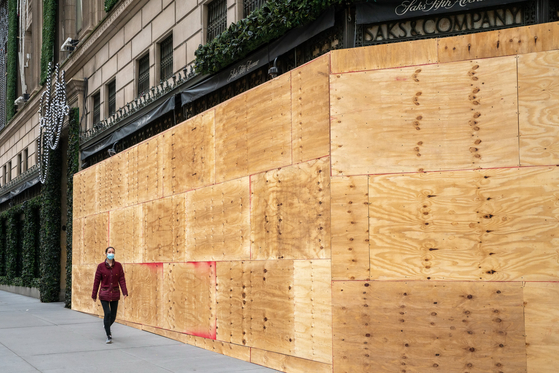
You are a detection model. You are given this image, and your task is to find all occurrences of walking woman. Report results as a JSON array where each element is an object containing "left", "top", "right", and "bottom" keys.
[{"left": 92, "top": 246, "right": 128, "bottom": 344}]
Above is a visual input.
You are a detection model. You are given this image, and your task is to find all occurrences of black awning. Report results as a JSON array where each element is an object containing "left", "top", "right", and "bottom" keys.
[
  {"left": 0, "top": 176, "right": 40, "bottom": 204},
  {"left": 356, "top": 0, "right": 526, "bottom": 25},
  {"left": 180, "top": 6, "right": 336, "bottom": 107},
  {"left": 81, "top": 95, "right": 175, "bottom": 159}
]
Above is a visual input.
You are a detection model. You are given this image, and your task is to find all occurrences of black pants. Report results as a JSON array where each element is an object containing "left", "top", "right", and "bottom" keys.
[{"left": 100, "top": 300, "right": 119, "bottom": 337}]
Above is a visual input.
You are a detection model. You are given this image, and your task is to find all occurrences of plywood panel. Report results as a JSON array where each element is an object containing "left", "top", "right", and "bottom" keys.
[
  {"left": 72, "top": 265, "right": 101, "bottom": 316},
  {"left": 81, "top": 166, "right": 98, "bottom": 217},
  {"left": 121, "top": 263, "right": 162, "bottom": 327},
  {"left": 293, "top": 260, "right": 332, "bottom": 363},
  {"left": 82, "top": 212, "right": 108, "bottom": 265},
  {"left": 333, "top": 281, "right": 526, "bottom": 373},
  {"left": 124, "top": 145, "right": 139, "bottom": 207},
  {"left": 108, "top": 204, "right": 143, "bottom": 263},
  {"left": 72, "top": 172, "right": 85, "bottom": 219},
  {"left": 524, "top": 282, "right": 559, "bottom": 373},
  {"left": 246, "top": 73, "right": 292, "bottom": 175},
  {"left": 72, "top": 217, "right": 84, "bottom": 267},
  {"left": 331, "top": 176, "right": 370, "bottom": 280},
  {"left": 439, "top": 23, "right": 559, "bottom": 63},
  {"left": 251, "top": 158, "right": 330, "bottom": 260},
  {"left": 519, "top": 50, "right": 559, "bottom": 165},
  {"left": 161, "top": 262, "right": 216, "bottom": 338},
  {"left": 331, "top": 57, "right": 519, "bottom": 175},
  {"left": 185, "top": 178, "right": 250, "bottom": 261},
  {"left": 189, "top": 336, "right": 251, "bottom": 362},
  {"left": 216, "top": 261, "right": 251, "bottom": 346},
  {"left": 292, "top": 55, "right": 330, "bottom": 163},
  {"left": 369, "top": 167, "right": 559, "bottom": 281},
  {"left": 250, "top": 260, "right": 295, "bottom": 356},
  {"left": 251, "top": 348, "right": 332, "bottom": 373},
  {"left": 96, "top": 161, "right": 111, "bottom": 213},
  {"left": 137, "top": 136, "right": 163, "bottom": 204},
  {"left": 144, "top": 194, "right": 186, "bottom": 263},
  {"left": 215, "top": 94, "right": 248, "bottom": 183},
  {"left": 163, "top": 110, "right": 216, "bottom": 196},
  {"left": 106, "top": 153, "right": 126, "bottom": 210},
  {"left": 331, "top": 39, "right": 438, "bottom": 73}
]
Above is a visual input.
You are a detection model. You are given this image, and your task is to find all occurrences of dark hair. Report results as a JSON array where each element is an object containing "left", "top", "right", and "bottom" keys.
[{"left": 105, "top": 246, "right": 115, "bottom": 254}]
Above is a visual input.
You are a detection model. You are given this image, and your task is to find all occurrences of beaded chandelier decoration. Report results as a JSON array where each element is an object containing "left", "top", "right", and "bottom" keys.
[{"left": 37, "top": 62, "right": 69, "bottom": 183}]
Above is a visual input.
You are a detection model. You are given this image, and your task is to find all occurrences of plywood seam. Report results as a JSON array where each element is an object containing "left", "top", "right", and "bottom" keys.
[
  {"left": 248, "top": 154, "right": 331, "bottom": 180},
  {"left": 290, "top": 70, "right": 294, "bottom": 166},
  {"left": 366, "top": 175, "right": 370, "bottom": 281},
  {"left": 332, "top": 279, "right": 559, "bottom": 283},
  {"left": 333, "top": 163, "right": 559, "bottom": 179},
  {"left": 331, "top": 61, "right": 439, "bottom": 75}
]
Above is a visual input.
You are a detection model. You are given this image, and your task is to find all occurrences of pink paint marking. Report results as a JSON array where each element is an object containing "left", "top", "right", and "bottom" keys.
[
  {"left": 140, "top": 262, "right": 162, "bottom": 272},
  {"left": 395, "top": 76, "right": 407, "bottom": 81}
]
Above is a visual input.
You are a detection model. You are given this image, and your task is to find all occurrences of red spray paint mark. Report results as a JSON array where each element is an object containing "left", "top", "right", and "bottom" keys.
[
  {"left": 140, "top": 262, "right": 162, "bottom": 272},
  {"left": 185, "top": 261, "right": 217, "bottom": 339},
  {"left": 186, "top": 328, "right": 216, "bottom": 340}
]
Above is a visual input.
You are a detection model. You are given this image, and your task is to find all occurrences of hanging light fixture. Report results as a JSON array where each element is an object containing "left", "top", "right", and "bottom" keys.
[{"left": 37, "top": 62, "right": 69, "bottom": 183}]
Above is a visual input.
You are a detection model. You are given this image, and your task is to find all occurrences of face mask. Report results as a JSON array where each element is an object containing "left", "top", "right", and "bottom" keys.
[{"left": 107, "top": 253, "right": 115, "bottom": 260}]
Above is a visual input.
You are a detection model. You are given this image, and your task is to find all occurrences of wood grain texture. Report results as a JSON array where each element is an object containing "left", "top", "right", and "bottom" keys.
[
  {"left": 292, "top": 55, "right": 330, "bottom": 163},
  {"left": 162, "top": 262, "right": 216, "bottom": 338},
  {"left": 369, "top": 167, "right": 559, "bottom": 281},
  {"left": 250, "top": 260, "right": 295, "bottom": 356},
  {"left": 124, "top": 145, "right": 139, "bottom": 207},
  {"left": 71, "top": 265, "right": 100, "bottom": 315},
  {"left": 524, "top": 282, "right": 559, "bottom": 373},
  {"left": 518, "top": 50, "right": 559, "bottom": 165},
  {"left": 81, "top": 166, "right": 98, "bottom": 217},
  {"left": 72, "top": 217, "right": 84, "bottom": 267},
  {"left": 105, "top": 153, "right": 126, "bottom": 210},
  {"left": 331, "top": 57, "right": 519, "bottom": 176},
  {"left": 331, "top": 176, "right": 370, "bottom": 281},
  {"left": 121, "top": 263, "right": 162, "bottom": 327},
  {"left": 438, "top": 22, "right": 559, "bottom": 63},
  {"left": 109, "top": 205, "right": 144, "bottom": 263},
  {"left": 82, "top": 213, "right": 108, "bottom": 265},
  {"left": 333, "top": 281, "right": 526, "bottom": 373},
  {"left": 144, "top": 194, "right": 186, "bottom": 263},
  {"left": 136, "top": 136, "right": 164, "bottom": 204},
  {"left": 293, "top": 260, "right": 332, "bottom": 363},
  {"left": 185, "top": 178, "right": 250, "bottom": 261},
  {"left": 216, "top": 261, "right": 251, "bottom": 346},
  {"left": 72, "top": 172, "right": 85, "bottom": 219},
  {"left": 331, "top": 39, "right": 438, "bottom": 73},
  {"left": 215, "top": 73, "right": 292, "bottom": 183},
  {"left": 163, "top": 110, "right": 216, "bottom": 196},
  {"left": 251, "top": 348, "right": 332, "bottom": 373},
  {"left": 187, "top": 336, "right": 251, "bottom": 362},
  {"left": 246, "top": 73, "right": 292, "bottom": 176},
  {"left": 251, "top": 158, "right": 331, "bottom": 260}
]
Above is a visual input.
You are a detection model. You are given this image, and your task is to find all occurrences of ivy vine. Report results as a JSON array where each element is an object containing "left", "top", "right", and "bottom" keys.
[
  {"left": 0, "top": 196, "right": 40, "bottom": 288},
  {"left": 39, "top": 146, "right": 62, "bottom": 302},
  {"left": 104, "top": 0, "right": 120, "bottom": 13},
  {"left": 194, "top": 0, "right": 362, "bottom": 74},
  {"left": 6, "top": 0, "right": 17, "bottom": 121},
  {"left": 40, "top": 0, "right": 57, "bottom": 85},
  {"left": 65, "top": 108, "right": 80, "bottom": 308}
]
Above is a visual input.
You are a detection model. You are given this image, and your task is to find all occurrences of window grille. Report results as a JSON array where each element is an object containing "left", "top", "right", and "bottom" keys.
[
  {"left": 207, "top": 0, "right": 227, "bottom": 42},
  {"left": 23, "top": 148, "right": 28, "bottom": 173},
  {"left": 107, "top": 80, "right": 116, "bottom": 116},
  {"left": 93, "top": 92, "right": 101, "bottom": 126},
  {"left": 160, "top": 35, "right": 173, "bottom": 82},
  {"left": 7, "top": 161, "right": 11, "bottom": 182},
  {"left": 138, "top": 54, "right": 150, "bottom": 97},
  {"left": 243, "top": 0, "right": 266, "bottom": 18}
]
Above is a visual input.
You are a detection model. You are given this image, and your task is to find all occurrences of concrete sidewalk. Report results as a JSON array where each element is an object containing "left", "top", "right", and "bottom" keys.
[{"left": 0, "top": 290, "right": 279, "bottom": 373}]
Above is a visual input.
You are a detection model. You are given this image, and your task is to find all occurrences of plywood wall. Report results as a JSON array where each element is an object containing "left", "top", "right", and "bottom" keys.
[{"left": 73, "top": 23, "right": 559, "bottom": 373}]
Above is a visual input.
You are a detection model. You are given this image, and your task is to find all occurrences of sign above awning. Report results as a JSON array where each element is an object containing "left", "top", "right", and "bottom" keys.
[{"left": 356, "top": 0, "right": 527, "bottom": 25}]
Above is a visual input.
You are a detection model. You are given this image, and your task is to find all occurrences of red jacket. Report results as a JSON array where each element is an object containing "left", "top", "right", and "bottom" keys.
[{"left": 92, "top": 260, "right": 128, "bottom": 301}]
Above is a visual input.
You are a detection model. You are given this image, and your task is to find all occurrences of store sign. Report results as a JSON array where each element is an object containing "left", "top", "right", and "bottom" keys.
[
  {"left": 361, "top": 5, "right": 523, "bottom": 43},
  {"left": 356, "top": 0, "right": 527, "bottom": 24}
]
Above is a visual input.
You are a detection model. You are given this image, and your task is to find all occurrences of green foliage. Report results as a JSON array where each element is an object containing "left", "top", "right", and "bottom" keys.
[
  {"left": 39, "top": 146, "right": 62, "bottom": 302},
  {"left": 0, "top": 196, "right": 40, "bottom": 288},
  {"left": 104, "top": 0, "right": 119, "bottom": 12},
  {"left": 195, "top": 0, "right": 348, "bottom": 74},
  {"left": 40, "top": 0, "right": 57, "bottom": 85},
  {"left": 6, "top": 0, "right": 18, "bottom": 121},
  {"left": 65, "top": 108, "right": 80, "bottom": 308},
  {"left": 22, "top": 198, "right": 41, "bottom": 287}
]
